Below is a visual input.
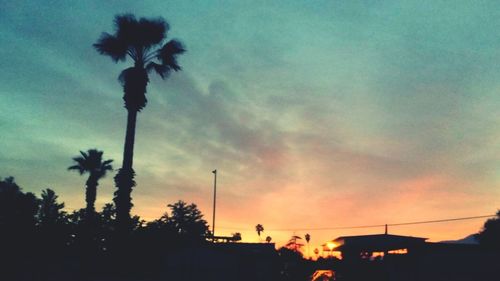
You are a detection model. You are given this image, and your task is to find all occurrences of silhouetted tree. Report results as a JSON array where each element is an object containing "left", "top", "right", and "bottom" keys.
[
  {"left": 95, "top": 203, "right": 143, "bottom": 232},
  {"left": 0, "top": 176, "right": 39, "bottom": 232},
  {"left": 38, "top": 188, "right": 66, "bottom": 228},
  {"left": 68, "top": 149, "right": 113, "bottom": 220},
  {"left": 277, "top": 246, "right": 310, "bottom": 281},
  {"left": 305, "top": 233, "right": 311, "bottom": 259},
  {"left": 94, "top": 14, "right": 185, "bottom": 232},
  {"left": 66, "top": 208, "right": 89, "bottom": 247},
  {"left": 66, "top": 203, "right": 140, "bottom": 253},
  {"left": 305, "top": 233, "right": 310, "bottom": 244},
  {"left": 97, "top": 203, "right": 143, "bottom": 252},
  {"left": 266, "top": 235, "right": 272, "bottom": 243},
  {"left": 99, "top": 203, "right": 115, "bottom": 228},
  {"left": 232, "top": 232, "right": 242, "bottom": 242},
  {"left": 477, "top": 210, "right": 500, "bottom": 250},
  {"left": 0, "top": 177, "right": 40, "bottom": 280},
  {"left": 68, "top": 208, "right": 87, "bottom": 226},
  {"left": 256, "top": 224, "right": 264, "bottom": 239},
  {"left": 286, "top": 235, "right": 304, "bottom": 253},
  {"left": 166, "top": 200, "right": 209, "bottom": 238},
  {"left": 144, "top": 200, "right": 208, "bottom": 244},
  {"left": 36, "top": 188, "right": 70, "bottom": 275}
]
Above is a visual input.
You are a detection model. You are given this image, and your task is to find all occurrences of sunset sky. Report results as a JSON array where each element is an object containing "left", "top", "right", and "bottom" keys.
[{"left": 1, "top": 1, "right": 499, "bottom": 253}]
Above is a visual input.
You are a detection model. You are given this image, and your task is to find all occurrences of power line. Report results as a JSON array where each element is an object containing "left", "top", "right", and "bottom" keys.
[
  {"left": 216, "top": 214, "right": 496, "bottom": 232},
  {"left": 388, "top": 215, "right": 495, "bottom": 227}
]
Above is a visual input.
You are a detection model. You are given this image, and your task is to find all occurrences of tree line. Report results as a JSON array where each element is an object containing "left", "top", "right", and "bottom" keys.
[{"left": 0, "top": 175, "right": 210, "bottom": 281}]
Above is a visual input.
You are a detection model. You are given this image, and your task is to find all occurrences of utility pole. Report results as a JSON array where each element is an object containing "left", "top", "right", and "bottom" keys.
[{"left": 212, "top": 169, "right": 217, "bottom": 241}]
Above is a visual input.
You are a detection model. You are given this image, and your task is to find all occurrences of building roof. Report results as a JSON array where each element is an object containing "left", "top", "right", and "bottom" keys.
[{"left": 331, "top": 234, "right": 427, "bottom": 252}]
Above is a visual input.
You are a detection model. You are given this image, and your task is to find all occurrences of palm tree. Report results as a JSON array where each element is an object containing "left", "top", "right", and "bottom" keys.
[
  {"left": 68, "top": 149, "right": 113, "bottom": 220},
  {"left": 94, "top": 14, "right": 185, "bottom": 232},
  {"left": 255, "top": 224, "right": 264, "bottom": 240},
  {"left": 286, "top": 235, "right": 304, "bottom": 252},
  {"left": 305, "top": 233, "right": 311, "bottom": 258},
  {"left": 265, "top": 236, "right": 272, "bottom": 243}
]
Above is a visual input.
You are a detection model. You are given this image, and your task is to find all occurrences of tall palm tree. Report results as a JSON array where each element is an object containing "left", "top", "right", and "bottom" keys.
[
  {"left": 94, "top": 14, "right": 185, "bottom": 232},
  {"left": 68, "top": 149, "right": 113, "bottom": 219}
]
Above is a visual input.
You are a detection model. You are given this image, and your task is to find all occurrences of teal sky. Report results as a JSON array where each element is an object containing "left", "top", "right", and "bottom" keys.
[{"left": 1, "top": 1, "right": 499, "bottom": 248}]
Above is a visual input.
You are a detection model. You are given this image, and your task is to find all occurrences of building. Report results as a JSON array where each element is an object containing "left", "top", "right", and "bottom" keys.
[
  {"left": 324, "top": 233, "right": 500, "bottom": 281},
  {"left": 330, "top": 233, "right": 427, "bottom": 260}
]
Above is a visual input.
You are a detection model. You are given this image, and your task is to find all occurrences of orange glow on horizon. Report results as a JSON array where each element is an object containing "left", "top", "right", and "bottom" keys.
[
  {"left": 326, "top": 242, "right": 336, "bottom": 251},
  {"left": 123, "top": 174, "right": 496, "bottom": 256}
]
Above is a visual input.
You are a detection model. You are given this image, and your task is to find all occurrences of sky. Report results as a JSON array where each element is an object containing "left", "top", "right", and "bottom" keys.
[{"left": 1, "top": 0, "right": 499, "bottom": 254}]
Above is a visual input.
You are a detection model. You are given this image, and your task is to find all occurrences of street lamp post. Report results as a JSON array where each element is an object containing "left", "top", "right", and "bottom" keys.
[{"left": 212, "top": 169, "right": 217, "bottom": 241}]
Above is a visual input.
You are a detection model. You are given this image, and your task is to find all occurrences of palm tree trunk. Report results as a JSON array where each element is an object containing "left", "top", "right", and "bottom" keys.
[
  {"left": 122, "top": 110, "right": 137, "bottom": 170},
  {"left": 114, "top": 109, "right": 137, "bottom": 233},
  {"left": 85, "top": 176, "right": 98, "bottom": 216}
]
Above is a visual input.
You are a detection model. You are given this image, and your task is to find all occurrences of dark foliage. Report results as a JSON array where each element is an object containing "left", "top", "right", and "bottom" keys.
[
  {"left": 277, "top": 247, "right": 314, "bottom": 281},
  {"left": 0, "top": 176, "right": 39, "bottom": 232},
  {"left": 0, "top": 177, "right": 40, "bottom": 280},
  {"left": 477, "top": 210, "right": 500, "bottom": 250},
  {"left": 0, "top": 178, "right": 219, "bottom": 280},
  {"left": 165, "top": 200, "right": 210, "bottom": 237},
  {"left": 39, "top": 189, "right": 66, "bottom": 226},
  {"left": 266, "top": 235, "right": 273, "bottom": 243},
  {"left": 232, "top": 232, "right": 242, "bottom": 241}
]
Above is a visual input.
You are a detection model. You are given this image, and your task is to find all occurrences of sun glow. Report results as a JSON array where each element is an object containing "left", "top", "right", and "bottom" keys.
[{"left": 326, "top": 242, "right": 336, "bottom": 250}]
